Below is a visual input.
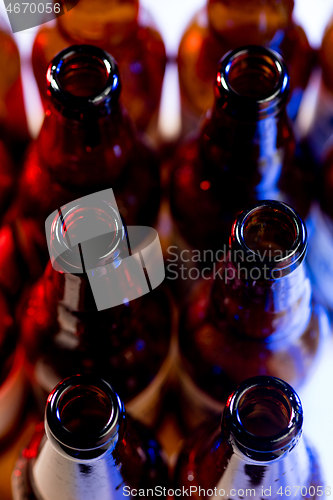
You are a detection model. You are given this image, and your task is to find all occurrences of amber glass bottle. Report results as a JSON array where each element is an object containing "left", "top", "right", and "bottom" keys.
[
  {"left": 3, "top": 44, "right": 161, "bottom": 294},
  {"left": 32, "top": 0, "right": 166, "bottom": 133},
  {"left": 0, "top": 289, "right": 27, "bottom": 449},
  {"left": 178, "top": 0, "right": 313, "bottom": 133},
  {"left": 174, "top": 376, "right": 323, "bottom": 498},
  {"left": 20, "top": 200, "right": 173, "bottom": 427},
  {"left": 0, "top": 26, "right": 30, "bottom": 162},
  {"left": 10, "top": 44, "right": 160, "bottom": 229},
  {"left": 171, "top": 46, "right": 311, "bottom": 256},
  {"left": 12, "top": 375, "right": 169, "bottom": 500},
  {"left": 306, "top": 15, "right": 333, "bottom": 163},
  {"left": 176, "top": 201, "right": 329, "bottom": 430}
]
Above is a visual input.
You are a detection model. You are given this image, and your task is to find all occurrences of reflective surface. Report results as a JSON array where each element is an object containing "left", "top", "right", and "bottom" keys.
[
  {"left": 174, "top": 377, "right": 322, "bottom": 499},
  {"left": 12, "top": 375, "right": 169, "bottom": 500},
  {"left": 171, "top": 47, "right": 312, "bottom": 255},
  {"left": 176, "top": 202, "right": 328, "bottom": 429}
]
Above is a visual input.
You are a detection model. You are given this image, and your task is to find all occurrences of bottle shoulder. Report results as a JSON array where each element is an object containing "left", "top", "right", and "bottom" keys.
[{"left": 178, "top": 275, "right": 327, "bottom": 400}]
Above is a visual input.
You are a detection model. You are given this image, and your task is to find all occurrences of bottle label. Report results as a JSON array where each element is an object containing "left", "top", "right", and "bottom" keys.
[
  {"left": 307, "top": 80, "right": 333, "bottom": 161},
  {"left": 307, "top": 204, "right": 333, "bottom": 310},
  {"left": 175, "top": 346, "right": 224, "bottom": 430},
  {"left": 0, "top": 346, "right": 27, "bottom": 441}
]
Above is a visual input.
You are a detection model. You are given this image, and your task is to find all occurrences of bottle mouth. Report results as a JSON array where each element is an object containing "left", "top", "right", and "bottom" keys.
[
  {"left": 215, "top": 46, "right": 289, "bottom": 119},
  {"left": 223, "top": 376, "right": 303, "bottom": 461},
  {"left": 230, "top": 200, "right": 307, "bottom": 278},
  {"left": 46, "top": 193, "right": 129, "bottom": 274},
  {"left": 46, "top": 45, "right": 121, "bottom": 119},
  {"left": 45, "top": 375, "right": 124, "bottom": 460}
]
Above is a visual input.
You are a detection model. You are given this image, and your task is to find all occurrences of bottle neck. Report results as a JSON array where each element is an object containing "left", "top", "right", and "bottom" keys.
[
  {"left": 212, "top": 201, "right": 309, "bottom": 340},
  {"left": 32, "top": 376, "right": 127, "bottom": 500},
  {"left": 207, "top": 0, "right": 293, "bottom": 47},
  {"left": 212, "top": 435, "right": 311, "bottom": 498},
  {"left": 201, "top": 46, "right": 293, "bottom": 196},
  {"left": 32, "top": 438, "right": 126, "bottom": 500},
  {"left": 212, "top": 259, "right": 311, "bottom": 341},
  {"left": 58, "top": 0, "right": 140, "bottom": 46},
  {"left": 37, "top": 45, "right": 134, "bottom": 188},
  {"left": 201, "top": 105, "right": 293, "bottom": 198},
  {"left": 44, "top": 199, "right": 132, "bottom": 313},
  {"left": 216, "top": 377, "right": 312, "bottom": 497},
  {"left": 37, "top": 102, "right": 135, "bottom": 188}
]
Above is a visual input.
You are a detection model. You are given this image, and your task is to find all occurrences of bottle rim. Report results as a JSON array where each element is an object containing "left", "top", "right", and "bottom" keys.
[
  {"left": 46, "top": 195, "right": 129, "bottom": 275},
  {"left": 215, "top": 45, "right": 289, "bottom": 119},
  {"left": 223, "top": 376, "right": 303, "bottom": 461},
  {"left": 46, "top": 45, "right": 121, "bottom": 119},
  {"left": 229, "top": 200, "right": 307, "bottom": 278},
  {"left": 45, "top": 374, "right": 125, "bottom": 461}
]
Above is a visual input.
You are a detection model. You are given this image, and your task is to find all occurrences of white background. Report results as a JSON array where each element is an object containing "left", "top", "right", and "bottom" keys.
[{"left": 0, "top": 0, "right": 333, "bottom": 488}]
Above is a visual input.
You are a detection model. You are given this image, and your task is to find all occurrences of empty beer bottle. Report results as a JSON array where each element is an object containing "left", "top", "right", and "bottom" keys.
[
  {"left": 171, "top": 46, "right": 312, "bottom": 256},
  {"left": 176, "top": 201, "right": 329, "bottom": 430},
  {"left": 20, "top": 198, "right": 173, "bottom": 427},
  {"left": 178, "top": 0, "right": 313, "bottom": 134},
  {"left": 11, "top": 44, "right": 160, "bottom": 228},
  {"left": 174, "top": 376, "right": 323, "bottom": 498},
  {"left": 3, "top": 44, "right": 161, "bottom": 292},
  {"left": 32, "top": 0, "right": 166, "bottom": 133},
  {"left": 12, "top": 374, "right": 169, "bottom": 500}
]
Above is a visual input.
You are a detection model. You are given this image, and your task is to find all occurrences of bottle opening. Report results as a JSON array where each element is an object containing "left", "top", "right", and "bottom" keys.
[
  {"left": 47, "top": 45, "right": 121, "bottom": 118},
  {"left": 230, "top": 201, "right": 307, "bottom": 277},
  {"left": 242, "top": 204, "right": 297, "bottom": 260},
  {"left": 216, "top": 46, "right": 289, "bottom": 118},
  {"left": 237, "top": 386, "right": 291, "bottom": 437},
  {"left": 46, "top": 375, "right": 123, "bottom": 458},
  {"left": 226, "top": 52, "right": 281, "bottom": 99},
  {"left": 58, "top": 385, "right": 112, "bottom": 438},
  {"left": 224, "top": 376, "right": 303, "bottom": 459},
  {"left": 60, "top": 204, "right": 125, "bottom": 261},
  {"left": 57, "top": 54, "right": 110, "bottom": 98},
  {"left": 46, "top": 192, "right": 129, "bottom": 274}
]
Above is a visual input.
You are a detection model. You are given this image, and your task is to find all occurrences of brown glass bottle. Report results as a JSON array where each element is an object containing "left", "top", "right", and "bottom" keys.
[
  {"left": 170, "top": 46, "right": 312, "bottom": 256},
  {"left": 176, "top": 201, "right": 329, "bottom": 430},
  {"left": 306, "top": 15, "right": 333, "bottom": 163},
  {"left": 20, "top": 200, "right": 173, "bottom": 427},
  {"left": 3, "top": 44, "right": 161, "bottom": 294},
  {"left": 12, "top": 374, "right": 169, "bottom": 500},
  {"left": 174, "top": 376, "right": 323, "bottom": 498},
  {"left": 32, "top": 0, "right": 166, "bottom": 134},
  {"left": 178, "top": 0, "right": 313, "bottom": 133},
  {"left": 0, "top": 289, "right": 27, "bottom": 450},
  {"left": 0, "top": 26, "right": 30, "bottom": 162}
]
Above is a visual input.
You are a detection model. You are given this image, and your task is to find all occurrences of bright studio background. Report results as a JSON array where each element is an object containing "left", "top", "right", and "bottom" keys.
[{"left": 0, "top": 0, "right": 333, "bottom": 487}]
